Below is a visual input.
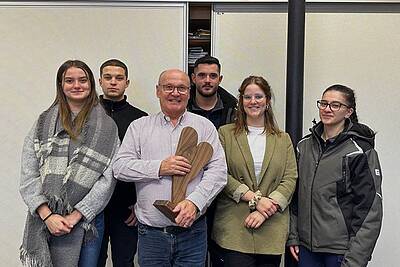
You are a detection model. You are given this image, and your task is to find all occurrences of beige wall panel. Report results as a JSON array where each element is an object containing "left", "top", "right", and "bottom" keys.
[
  {"left": 213, "top": 11, "right": 288, "bottom": 130},
  {"left": 0, "top": 4, "right": 185, "bottom": 266},
  {"left": 304, "top": 12, "right": 400, "bottom": 266}
]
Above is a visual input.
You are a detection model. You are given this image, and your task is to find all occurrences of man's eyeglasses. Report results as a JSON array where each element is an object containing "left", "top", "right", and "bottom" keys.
[
  {"left": 159, "top": 84, "right": 189, "bottom": 94},
  {"left": 243, "top": 94, "right": 266, "bottom": 101},
  {"left": 317, "top": 100, "right": 350, "bottom": 111}
]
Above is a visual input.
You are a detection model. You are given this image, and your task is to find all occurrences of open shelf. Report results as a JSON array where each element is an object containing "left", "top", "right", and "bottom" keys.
[{"left": 188, "top": 3, "right": 212, "bottom": 79}]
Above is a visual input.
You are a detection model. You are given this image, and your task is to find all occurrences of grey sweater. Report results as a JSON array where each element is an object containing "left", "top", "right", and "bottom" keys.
[{"left": 19, "top": 121, "right": 117, "bottom": 222}]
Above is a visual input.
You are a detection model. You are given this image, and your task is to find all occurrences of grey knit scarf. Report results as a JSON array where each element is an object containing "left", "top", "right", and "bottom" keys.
[{"left": 20, "top": 104, "right": 118, "bottom": 267}]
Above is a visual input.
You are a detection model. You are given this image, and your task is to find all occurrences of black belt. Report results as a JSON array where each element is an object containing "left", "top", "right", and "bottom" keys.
[{"left": 145, "top": 215, "right": 205, "bottom": 235}]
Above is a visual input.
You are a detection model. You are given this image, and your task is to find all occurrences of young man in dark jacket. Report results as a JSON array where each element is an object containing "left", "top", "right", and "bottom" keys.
[
  {"left": 97, "top": 59, "right": 147, "bottom": 267},
  {"left": 187, "top": 56, "right": 237, "bottom": 267},
  {"left": 188, "top": 56, "right": 237, "bottom": 129}
]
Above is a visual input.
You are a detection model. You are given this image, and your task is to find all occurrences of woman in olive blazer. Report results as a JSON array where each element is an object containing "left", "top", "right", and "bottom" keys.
[{"left": 212, "top": 76, "right": 298, "bottom": 267}]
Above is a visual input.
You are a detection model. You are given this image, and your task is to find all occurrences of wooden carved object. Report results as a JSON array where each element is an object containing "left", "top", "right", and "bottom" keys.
[{"left": 153, "top": 127, "right": 213, "bottom": 222}]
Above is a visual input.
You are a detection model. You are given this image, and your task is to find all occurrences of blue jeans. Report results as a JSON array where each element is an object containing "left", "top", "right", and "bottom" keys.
[
  {"left": 137, "top": 217, "right": 207, "bottom": 267},
  {"left": 79, "top": 212, "right": 105, "bottom": 267},
  {"left": 299, "top": 246, "right": 343, "bottom": 267}
]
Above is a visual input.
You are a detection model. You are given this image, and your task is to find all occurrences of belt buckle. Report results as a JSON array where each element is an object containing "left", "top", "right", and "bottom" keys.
[{"left": 164, "top": 226, "right": 181, "bottom": 235}]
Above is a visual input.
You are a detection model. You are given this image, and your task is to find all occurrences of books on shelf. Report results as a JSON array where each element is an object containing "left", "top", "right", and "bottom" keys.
[
  {"left": 188, "top": 46, "right": 208, "bottom": 65},
  {"left": 188, "top": 29, "right": 211, "bottom": 40},
  {"left": 188, "top": 29, "right": 211, "bottom": 65},
  {"left": 195, "top": 29, "right": 210, "bottom": 36}
]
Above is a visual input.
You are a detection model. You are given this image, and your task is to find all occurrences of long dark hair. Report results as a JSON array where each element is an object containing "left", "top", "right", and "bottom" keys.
[
  {"left": 53, "top": 60, "right": 98, "bottom": 139},
  {"left": 323, "top": 84, "right": 358, "bottom": 123},
  {"left": 234, "top": 75, "right": 281, "bottom": 136}
]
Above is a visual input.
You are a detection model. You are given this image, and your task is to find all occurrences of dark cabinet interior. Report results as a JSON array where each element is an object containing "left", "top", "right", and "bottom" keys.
[{"left": 188, "top": 3, "right": 212, "bottom": 80}]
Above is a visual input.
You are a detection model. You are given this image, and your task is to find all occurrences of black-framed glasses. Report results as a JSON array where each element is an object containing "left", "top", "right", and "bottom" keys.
[
  {"left": 159, "top": 84, "right": 189, "bottom": 94},
  {"left": 317, "top": 100, "right": 350, "bottom": 111}
]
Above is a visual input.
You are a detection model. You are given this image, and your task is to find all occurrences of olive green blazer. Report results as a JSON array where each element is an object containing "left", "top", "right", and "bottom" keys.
[{"left": 212, "top": 123, "right": 298, "bottom": 254}]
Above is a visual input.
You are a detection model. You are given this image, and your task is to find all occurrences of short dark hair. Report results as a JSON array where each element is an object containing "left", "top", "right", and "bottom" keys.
[
  {"left": 193, "top": 56, "right": 221, "bottom": 73},
  {"left": 100, "top": 59, "right": 128, "bottom": 78}
]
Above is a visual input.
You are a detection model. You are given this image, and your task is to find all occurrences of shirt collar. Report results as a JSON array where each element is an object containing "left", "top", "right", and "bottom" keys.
[{"left": 159, "top": 110, "right": 188, "bottom": 126}]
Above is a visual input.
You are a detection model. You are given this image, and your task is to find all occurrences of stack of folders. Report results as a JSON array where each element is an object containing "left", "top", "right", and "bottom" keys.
[{"left": 189, "top": 46, "right": 208, "bottom": 66}]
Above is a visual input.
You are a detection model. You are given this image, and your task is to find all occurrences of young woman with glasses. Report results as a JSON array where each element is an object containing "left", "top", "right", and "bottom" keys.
[
  {"left": 212, "top": 76, "right": 298, "bottom": 267},
  {"left": 287, "top": 84, "right": 383, "bottom": 267}
]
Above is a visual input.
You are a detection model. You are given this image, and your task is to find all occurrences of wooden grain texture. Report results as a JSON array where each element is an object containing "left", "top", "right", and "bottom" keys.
[
  {"left": 175, "top": 127, "right": 198, "bottom": 158},
  {"left": 171, "top": 126, "right": 197, "bottom": 203},
  {"left": 154, "top": 126, "right": 213, "bottom": 222},
  {"left": 172, "top": 142, "right": 213, "bottom": 203},
  {"left": 153, "top": 200, "right": 178, "bottom": 223}
]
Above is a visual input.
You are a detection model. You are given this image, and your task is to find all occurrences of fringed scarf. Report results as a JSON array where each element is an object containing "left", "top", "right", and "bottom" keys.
[{"left": 20, "top": 104, "right": 118, "bottom": 267}]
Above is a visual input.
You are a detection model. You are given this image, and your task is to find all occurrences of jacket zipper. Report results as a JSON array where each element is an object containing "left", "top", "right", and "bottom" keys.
[
  {"left": 310, "top": 144, "right": 323, "bottom": 252},
  {"left": 110, "top": 102, "right": 115, "bottom": 119}
]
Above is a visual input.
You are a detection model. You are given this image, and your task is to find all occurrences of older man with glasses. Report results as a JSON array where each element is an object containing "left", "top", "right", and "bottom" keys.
[{"left": 112, "top": 69, "right": 227, "bottom": 267}]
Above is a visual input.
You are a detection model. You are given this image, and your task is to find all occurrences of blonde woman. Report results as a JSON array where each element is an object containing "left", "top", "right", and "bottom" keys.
[{"left": 212, "top": 76, "right": 297, "bottom": 267}]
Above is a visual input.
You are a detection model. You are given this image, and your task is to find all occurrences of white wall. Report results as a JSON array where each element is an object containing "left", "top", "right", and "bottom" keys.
[
  {"left": 212, "top": 3, "right": 400, "bottom": 266},
  {"left": 0, "top": 2, "right": 186, "bottom": 266},
  {"left": 304, "top": 11, "right": 400, "bottom": 265},
  {"left": 213, "top": 10, "right": 288, "bottom": 129}
]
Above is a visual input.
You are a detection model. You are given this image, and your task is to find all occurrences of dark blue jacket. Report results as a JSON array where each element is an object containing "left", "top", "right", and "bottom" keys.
[{"left": 187, "top": 86, "right": 237, "bottom": 129}]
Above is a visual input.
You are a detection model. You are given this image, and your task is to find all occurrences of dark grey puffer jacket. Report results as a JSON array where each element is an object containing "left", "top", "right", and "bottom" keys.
[{"left": 287, "top": 120, "right": 383, "bottom": 267}]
